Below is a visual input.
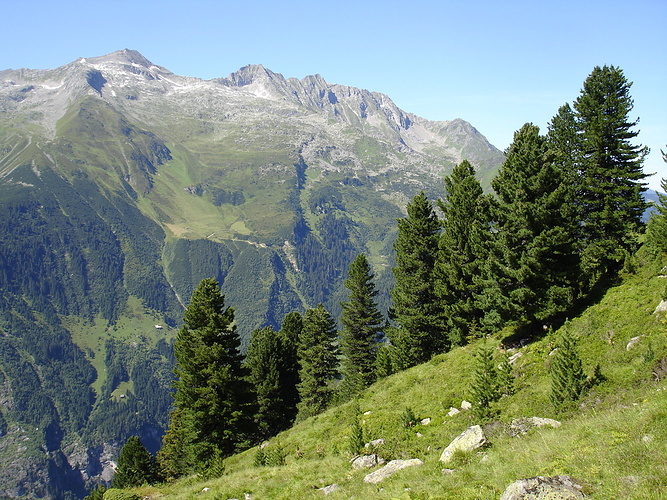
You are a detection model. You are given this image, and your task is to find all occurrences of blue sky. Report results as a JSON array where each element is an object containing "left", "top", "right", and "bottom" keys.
[{"left": 3, "top": 0, "right": 666, "bottom": 187}]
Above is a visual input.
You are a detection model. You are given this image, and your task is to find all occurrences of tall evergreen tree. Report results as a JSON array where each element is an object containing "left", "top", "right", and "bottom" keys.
[
  {"left": 296, "top": 304, "right": 340, "bottom": 420},
  {"left": 646, "top": 148, "right": 667, "bottom": 254},
  {"left": 113, "top": 435, "right": 157, "bottom": 488},
  {"left": 390, "top": 192, "right": 444, "bottom": 366},
  {"left": 490, "top": 123, "right": 579, "bottom": 325},
  {"left": 160, "top": 278, "right": 254, "bottom": 475},
  {"left": 573, "top": 65, "right": 649, "bottom": 281},
  {"left": 436, "top": 160, "right": 493, "bottom": 345},
  {"left": 277, "top": 311, "right": 303, "bottom": 420},
  {"left": 547, "top": 103, "right": 582, "bottom": 182},
  {"left": 340, "top": 254, "right": 384, "bottom": 398},
  {"left": 245, "top": 326, "right": 297, "bottom": 440}
]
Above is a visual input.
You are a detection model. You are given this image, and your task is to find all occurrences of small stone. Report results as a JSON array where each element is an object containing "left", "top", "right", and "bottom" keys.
[
  {"left": 420, "top": 417, "right": 431, "bottom": 425},
  {"left": 351, "top": 454, "right": 385, "bottom": 469},
  {"left": 447, "top": 407, "right": 460, "bottom": 417},
  {"left": 509, "top": 351, "right": 524, "bottom": 364},
  {"left": 365, "top": 438, "right": 385, "bottom": 448},
  {"left": 319, "top": 483, "right": 339, "bottom": 495},
  {"left": 653, "top": 299, "right": 667, "bottom": 314},
  {"left": 461, "top": 400, "right": 472, "bottom": 410},
  {"left": 626, "top": 336, "right": 644, "bottom": 351},
  {"left": 441, "top": 468, "right": 455, "bottom": 474}
]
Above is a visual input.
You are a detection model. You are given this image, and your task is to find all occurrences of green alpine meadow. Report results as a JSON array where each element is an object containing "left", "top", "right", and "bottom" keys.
[{"left": 0, "top": 50, "right": 665, "bottom": 499}]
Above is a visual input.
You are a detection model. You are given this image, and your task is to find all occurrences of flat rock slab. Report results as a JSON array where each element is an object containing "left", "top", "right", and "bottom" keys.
[
  {"left": 363, "top": 458, "right": 423, "bottom": 484},
  {"left": 439, "top": 425, "right": 488, "bottom": 463},
  {"left": 509, "top": 417, "right": 561, "bottom": 436},
  {"left": 500, "top": 475, "right": 586, "bottom": 499}
]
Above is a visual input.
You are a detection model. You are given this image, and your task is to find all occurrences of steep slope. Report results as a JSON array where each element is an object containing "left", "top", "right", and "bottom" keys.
[
  {"left": 0, "top": 49, "right": 504, "bottom": 498},
  {"left": 131, "top": 250, "right": 667, "bottom": 499}
]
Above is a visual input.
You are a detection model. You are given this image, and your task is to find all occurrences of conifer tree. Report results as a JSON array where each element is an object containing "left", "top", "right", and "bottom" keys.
[
  {"left": 572, "top": 65, "right": 649, "bottom": 281},
  {"left": 245, "top": 326, "right": 297, "bottom": 440},
  {"left": 469, "top": 342, "right": 501, "bottom": 421},
  {"left": 278, "top": 311, "right": 302, "bottom": 419},
  {"left": 296, "top": 304, "right": 339, "bottom": 420},
  {"left": 490, "top": 123, "right": 579, "bottom": 324},
  {"left": 550, "top": 329, "right": 586, "bottom": 410},
  {"left": 391, "top": 192, "right": 444, "bottom": 366},
  {"left": 436, "top": 160, "right": 493, "bottom": 345},
  {"left": 113, "top": 435, "right": 157, "bottom": 488},
  {"left": 547, "top": 103, "right": 581, "bottom": 182},
  {"left": 340, "top": 254, "right": 384, "bottom": 398},
  {"left": 160, "top": 278, "right": 255, "bottom": 475},
  {"left": 646, "top": 148, "right": 667, "bottom": 253}
]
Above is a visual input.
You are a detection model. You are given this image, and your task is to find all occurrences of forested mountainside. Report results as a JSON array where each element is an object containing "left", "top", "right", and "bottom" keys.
[{"left": 0, "top": 49, "right": 503, "bottom": 498}]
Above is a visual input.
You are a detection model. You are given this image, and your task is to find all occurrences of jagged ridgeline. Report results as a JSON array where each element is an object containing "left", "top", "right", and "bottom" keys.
[{"left": 0, "top": 49, "right": 503, "bottom": 497}]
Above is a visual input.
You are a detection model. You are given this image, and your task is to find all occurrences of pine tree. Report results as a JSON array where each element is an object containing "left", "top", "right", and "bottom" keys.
[
  {"left": 340, "top": 254, "right": 384, "bottom": 398},
  {"left": 113, "top": 435, "right": 157, "bottom": 488},
  {"left": 573, "top": 65, "right": 649, "bottom": 282},
  {"left": 436, "top": 160, "right": 493, "bottom": 345},
  {"left": 550, "top": 329, "right": 586, "bottom": 410},
  {"left": 490, "top": 123, "right": 579, "bottom": 325},
  {"left": 160, "top": 278, "right": 255, "bottom": 475},
  {"left": 469, "top": 342, "right": 501, "bottom": 421},
  {"left": 245, "top": 326, "right": 295, "bottom": 440},
  {"left": 391, "top": 192, "right": 444, "bottom": 366},
  {"left": 296, "top": 304, "right": 340, "bottom": 420}
]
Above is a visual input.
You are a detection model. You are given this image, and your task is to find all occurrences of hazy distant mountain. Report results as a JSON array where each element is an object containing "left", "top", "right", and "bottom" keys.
[{"left": 0, "top": 49, "right": 504, "bottom": 497}]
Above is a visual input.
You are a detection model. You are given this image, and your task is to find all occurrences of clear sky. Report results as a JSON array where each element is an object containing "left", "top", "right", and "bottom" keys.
[{"left": 2, "top": 0, "right": 666, "bottom": 187}]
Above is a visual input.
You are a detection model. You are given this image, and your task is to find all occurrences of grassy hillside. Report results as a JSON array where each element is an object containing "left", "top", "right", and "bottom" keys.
[{"left": 119, "top": 250, "right": 667, "bottom": 499}]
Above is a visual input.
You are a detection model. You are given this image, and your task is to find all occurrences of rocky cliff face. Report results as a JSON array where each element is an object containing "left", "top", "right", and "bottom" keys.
[{"left": 0, "top": 49, "right": 504, "bottom": 498}]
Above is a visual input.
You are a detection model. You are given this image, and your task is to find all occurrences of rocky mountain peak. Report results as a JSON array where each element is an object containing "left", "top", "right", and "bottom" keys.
[{"left": 84, "top": 49, "right": 157, "bottom": 69}]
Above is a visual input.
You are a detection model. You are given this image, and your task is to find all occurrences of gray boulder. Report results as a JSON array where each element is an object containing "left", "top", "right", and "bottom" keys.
[
  {"left": 500, "top": 475, "right": 586, "bottom": 499},
  {"left": 318, "top": 483, "right": 339, "bottom": 495},
  {"left": 439, "top": 425, "right": 488, "bottom": 463},
  {"left": 509, "top": 417, "right": 561, "bottom": 437},
  {"left": 363, "top": 459, "right": 423, "bottom": 484},
  {"left": 350, "top": 454, "right": 385, "bottom": 469}
]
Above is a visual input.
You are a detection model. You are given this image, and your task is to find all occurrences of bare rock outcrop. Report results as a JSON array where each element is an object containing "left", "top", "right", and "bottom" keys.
[{"left": 500, "top": 475, "right": 586, "bottom": 499}]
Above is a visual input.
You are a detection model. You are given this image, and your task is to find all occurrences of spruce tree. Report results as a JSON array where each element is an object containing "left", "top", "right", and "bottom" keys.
[
  {"left": 550, "top": 329, "right": 586, "bottom": 410},
  {"left": 340, "top": 254, "right": 384, "bottom": 398},
  {"left": 160, "top": 278, "right": 255, "bottom": 475},
  {"left": 277, "top": 311, "right": 302, "bottom": 421},
  {"left": 646, "top": 148, "right": 667, "bottom": 253},
  {"left": 391, "top": 192, "right": 444, "bottom": 366},
  {"left": 296, "top": 304, "right": 340, "bottom": 420},
  {"left": 490, "top": 123, "right": 579, "bottom": 325},
  {"left": 469, "top": 342, "right": 501, "bottom": 421},
  {"left": 245, "top": 326, "right": 296, "bottom": 440},
  {"left": 436, "top": 160, "right": 493, "bottom": 345},
  {"left": 573, "top": 65, "right": 649, "bottom": 281},
  {"left": 113, "top": 435, "right": 157, "bottom": 488}
]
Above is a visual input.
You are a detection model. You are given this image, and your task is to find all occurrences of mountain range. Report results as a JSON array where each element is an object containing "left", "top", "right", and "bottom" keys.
[{"left": 0, "top": 49, "right": 504, "bottom": 498}]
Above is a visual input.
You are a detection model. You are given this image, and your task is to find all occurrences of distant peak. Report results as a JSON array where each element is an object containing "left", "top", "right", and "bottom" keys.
[
  {"left": 223, "top": 64, "right": 281, "bottom": 87},
  {"left": 84, "top": 49, "right": 158, "bottom": 69}
]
